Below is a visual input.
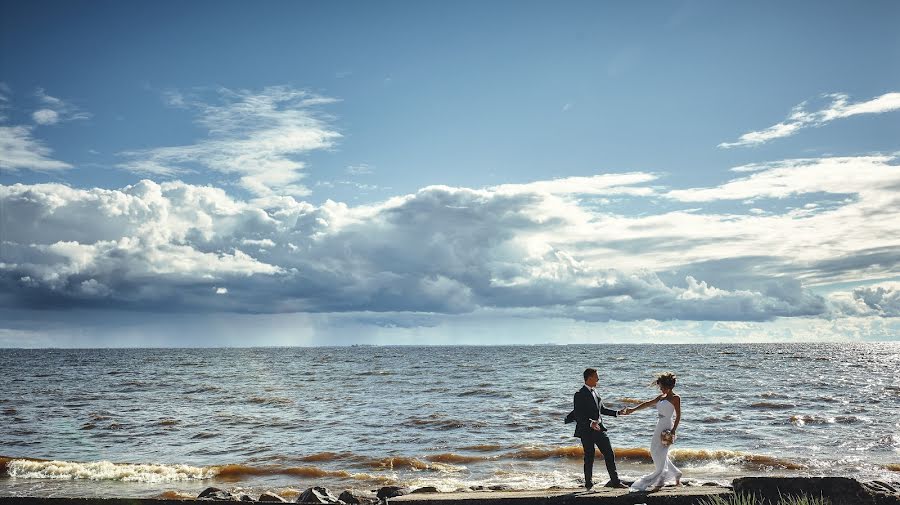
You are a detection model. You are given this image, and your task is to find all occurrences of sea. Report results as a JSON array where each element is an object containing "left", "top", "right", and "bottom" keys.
[{"left": 1, "top": 343, "right": 899, "bottom": 499}]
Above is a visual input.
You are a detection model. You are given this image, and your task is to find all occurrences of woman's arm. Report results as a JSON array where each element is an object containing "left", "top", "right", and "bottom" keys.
[
  {"left": 627, "top": 395, "right": 662, "bottom": 414},
  {"left": 671, "top": 395, "right": 681, "bottom": 432}
]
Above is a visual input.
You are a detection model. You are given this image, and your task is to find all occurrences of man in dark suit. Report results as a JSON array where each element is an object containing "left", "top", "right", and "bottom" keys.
[{"left": 572, "top": 368, "right": 627, "bottom": 490}]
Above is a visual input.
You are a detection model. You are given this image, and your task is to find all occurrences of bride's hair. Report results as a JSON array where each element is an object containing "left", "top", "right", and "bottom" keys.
[{"left": 653, "top": 372, "right": 676, "bottom": 390}]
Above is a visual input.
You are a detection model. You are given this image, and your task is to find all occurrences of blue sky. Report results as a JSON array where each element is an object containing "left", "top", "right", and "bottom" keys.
[{"left": 1, "top": 1, "right": 899, "bottom": 346}]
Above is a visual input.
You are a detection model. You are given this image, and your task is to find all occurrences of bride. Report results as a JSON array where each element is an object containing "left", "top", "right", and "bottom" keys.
[{"left": 622, "top": 372, "right": 682, "bottom": 491}]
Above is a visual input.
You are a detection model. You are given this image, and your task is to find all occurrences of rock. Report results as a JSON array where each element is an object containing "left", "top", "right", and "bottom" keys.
[
  {"left": 239, "top": 495, "right": 255, "bottom": 502},
  {"left": 297, "top": 486, "right": 340, "bottom": 504},
  {"left": 376, "top": 486, "right": 408, "bottom": 499},
  {"left": 259, "top": 491, "right": 288, "bottom": 502},
  {"left": 198, "top": 487, "right": 235, "bottom": 500},
  {"left": 410, "top": 487, "right": 439, "bottom": 494},
  {"left": 338, "top": 490, "right": 363, "bottom": 504},
  {"left": 733, "top": 477, "right": 900, "bottom": 505},
  {"left": 487, "top": 485, "right": 511, "bottom": 491}
]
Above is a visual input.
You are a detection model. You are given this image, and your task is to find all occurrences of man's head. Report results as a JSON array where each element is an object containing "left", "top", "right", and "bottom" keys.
[{"left": 583, "top": 368, "right": 598, "bottom": 387}]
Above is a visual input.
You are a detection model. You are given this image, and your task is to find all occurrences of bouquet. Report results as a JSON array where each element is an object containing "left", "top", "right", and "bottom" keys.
[{"left": 660, "top": 429, "right": 677, "bottom": 446}]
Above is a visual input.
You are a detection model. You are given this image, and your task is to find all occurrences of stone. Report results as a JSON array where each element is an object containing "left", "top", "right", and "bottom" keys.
[
  {"left": 259, "top": 491, "right": 288, "bottom": 502},
  {"left": 297, "top": 486, "right": 340, "bottom": 504},
  {"left": 338, "top": 490, "right": 362, "bottom": 504},
  {"left": 376, "top": 486, "right": 408, "bottom": 499},
  {"left": 198, "top": 487, "right": 235, "bottom": 500},
  {"left": 239, "top": 495, "right": 255, "bottom": 502},
  {"left": 733, "top": 476, "right": 900, "bottom": 505}
]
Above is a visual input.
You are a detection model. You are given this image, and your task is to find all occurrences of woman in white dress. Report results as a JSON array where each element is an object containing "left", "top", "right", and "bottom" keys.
[{"left": 623, "top": 372, "right": 682, "bottom": 492}]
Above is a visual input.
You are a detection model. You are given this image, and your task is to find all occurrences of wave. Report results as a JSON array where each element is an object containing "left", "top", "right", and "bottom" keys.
[
  {"left": 789, "top": 414, "right": 861, "bottom": 426},
  {"left": 407, "top": 415, "right": 487, "bottom": 430},
  {"left": 154, "top": 490, "right": 197, "bottom": 500},
  {"left": 750, "top": 401, "right": 796, "bottom": 409},
  {"left": 247, "top": 396, "right": 294, "bottom": 406},
  {"left": 0, "top": 457, "right": 401, "bottom": 484},
  {"left": 299, "top": 452, "right": 351, "bottom": 463},
  {"left": 0, "top": 446, "right": 808, "bottom": 483},
  {"left": 503, "top": 446, "right": 805, "bottom": 470},
  {"left": 212, "top": 464, "right": 350, "bottom": 480},
  {"left": 458, "top": 389, "right": 512, "bottom": 399},
  {"left": 426, "top": 453, "right": 490, "bottom": 464},
  {"left": 669, "top": 449, "right": 807, "bottom": 470},
  {"left": 5, "top": 459, "right": 214, "bottom": 482},
  {"left": 460, "top": 444, "right": 506, "bottom": 452},
  {"left": 366, "top": 456, "right": 465, "bottom": 473}
]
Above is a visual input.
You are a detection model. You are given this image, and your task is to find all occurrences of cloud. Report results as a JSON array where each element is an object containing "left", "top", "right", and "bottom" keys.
[
  {"left": 852, "top": 282, "right": 900, "bottom": 317},
  {"left": 2, "top": 152, "right": 897, "bottom": 323},
  {"left": 0, "top": 82, "right": 11, "bottom": 122},
  {"left": 31, "top": 88, "right": 91, "bottom": 125},
  {"left": 719, "top": 91, "right": 900, "bottom": 148},
  {"left": 32, "top": 109, "right": 59, "bottom": 125},
  {"left": 5, "top": 157, "right": 897, "bottom": 322},
  {"left": 118, "top": 86, "right": 341, "bottom": 197},
  {"left": 0, "top": 125, "right": 72, "bottom": 172},
  {"left": 347, "top": 163, "right": 374, "bottom": 175},
  {"left": 666, "top": 155, "right": 898, "bottom": 202}
]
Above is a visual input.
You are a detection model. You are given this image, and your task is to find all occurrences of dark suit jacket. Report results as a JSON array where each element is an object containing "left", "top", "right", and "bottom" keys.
[{"left": 571, "top": 385, "right": 618, "bottom": 438}]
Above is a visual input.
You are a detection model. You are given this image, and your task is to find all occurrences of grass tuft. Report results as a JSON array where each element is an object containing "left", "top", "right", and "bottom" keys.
[{"left": 698, "top": 493, "right": 832, "bottom": 505}]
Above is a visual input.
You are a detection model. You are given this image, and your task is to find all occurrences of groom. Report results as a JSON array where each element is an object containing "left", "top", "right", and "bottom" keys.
[{"left": 572, "top": 368, "right": 627, "bottom": 490}]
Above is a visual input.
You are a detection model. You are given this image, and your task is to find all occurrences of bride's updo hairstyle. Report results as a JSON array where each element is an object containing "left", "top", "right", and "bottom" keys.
[{"left": 654, "top": 372, "right": 677, "bottom": 390}]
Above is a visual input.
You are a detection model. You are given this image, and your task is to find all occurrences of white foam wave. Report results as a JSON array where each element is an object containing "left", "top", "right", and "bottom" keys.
[{"left": 7, "top": 459, "right": 215, "bottom": 482}]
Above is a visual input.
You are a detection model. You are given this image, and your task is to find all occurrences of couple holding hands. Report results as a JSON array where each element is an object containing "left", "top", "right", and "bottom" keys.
[{"left": 566, "top": 368, "right": 682, "bottom": 493}]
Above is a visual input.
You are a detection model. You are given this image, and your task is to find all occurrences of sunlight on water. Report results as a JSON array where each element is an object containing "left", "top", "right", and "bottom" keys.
[{"left": 1, "top": 343, "right": 898, "bottom": 497}]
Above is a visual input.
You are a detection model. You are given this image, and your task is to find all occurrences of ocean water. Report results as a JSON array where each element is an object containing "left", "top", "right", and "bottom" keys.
[{"left": 1, "top": 343, "right": 899, "bottom": 499}]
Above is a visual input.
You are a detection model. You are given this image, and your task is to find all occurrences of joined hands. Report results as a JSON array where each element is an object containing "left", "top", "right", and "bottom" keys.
[{"left": 618, "top": 407, "right": 634, "bottom": 416}]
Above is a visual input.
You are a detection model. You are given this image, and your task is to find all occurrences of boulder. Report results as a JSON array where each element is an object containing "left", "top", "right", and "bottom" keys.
[
  {"left": 376, "top": 486, "right": 408, "bottom": 499},
  {"left": 410, "top": 487, "right": 439, "bottom": 494},
  {"left": 259, "top": 491, "right": 288, "bottom": 502},
  {"left": 297, "top": 486, "right": 340, "bottom": 504},
  {"left": 239, "top": 495, "right": 255, "bottom": 502},
  {"left": 733, "top": 477, "right": 900, "bottom": 505},
  {"left": 338, "top": 490, "right": 362, "bottom": 504},
  {"left": 198, "top": 487, "right": 235, "bottom": 500}
]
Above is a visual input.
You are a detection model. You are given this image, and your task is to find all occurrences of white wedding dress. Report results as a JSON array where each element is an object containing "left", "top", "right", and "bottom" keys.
[{"left": 629, "top": 398, "right": 682, "bottom": 492}]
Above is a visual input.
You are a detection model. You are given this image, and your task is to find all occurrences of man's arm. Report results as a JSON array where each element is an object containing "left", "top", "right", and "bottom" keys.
[{"left": 599, "top": 398, "right": 618, "bottom": 417}]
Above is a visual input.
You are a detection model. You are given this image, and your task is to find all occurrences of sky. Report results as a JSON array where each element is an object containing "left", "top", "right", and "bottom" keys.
[{"left": 1, "top": 0, "right": 899, "bottom": 347}]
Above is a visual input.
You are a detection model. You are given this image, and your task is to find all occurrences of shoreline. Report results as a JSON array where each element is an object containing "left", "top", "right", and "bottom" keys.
[{"left": 1, "top": 478, "right": 898, "bottom": 505}]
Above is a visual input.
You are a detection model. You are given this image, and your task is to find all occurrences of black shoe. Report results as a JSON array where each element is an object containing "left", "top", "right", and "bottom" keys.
[
  {"left": 604, "top": 481, "right": 628, "bottom": 489},
  {"left": 585, "top": 482, "right": 594, "bottom": 491}
]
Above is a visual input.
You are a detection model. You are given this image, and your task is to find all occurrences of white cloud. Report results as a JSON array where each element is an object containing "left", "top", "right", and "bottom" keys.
[
  {"left": 0, "top": 125, "right": 72, "bottom": 172},
  {"left": 347, "top": 163, "right": 374, "bottom": 175},
  {"left": 32, "top": 88, "right": 91, "bottom": 125},
  {"left": 852, "top": 282, "right": 900, "bottom": 317},
  {"left": 2, "top": 151, "right": 898, "bottom": 324},
  {"left": 118, "top": 86, "right": 341, "bottom": 197},
  {"left": 666, "top": 155, "right": 898, "bottom": 202},
  {"left": 0, "top": 82, "right": 11, "bottom": 122},
  {"left": 719, "top": 91, "right": 900, "bottom": 148},
  {"left": 32, "top": 109, "right": 59, "bottom": 125}
]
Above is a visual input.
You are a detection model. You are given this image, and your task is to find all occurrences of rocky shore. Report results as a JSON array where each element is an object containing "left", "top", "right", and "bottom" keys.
[{"left": 0, "top": 478, "right": 898, "bottom": 505}]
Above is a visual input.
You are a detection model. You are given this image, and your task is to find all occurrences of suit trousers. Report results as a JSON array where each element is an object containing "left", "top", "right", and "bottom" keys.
[{"left": 580, "top": 430, "right": 619, "bottom": 486}]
